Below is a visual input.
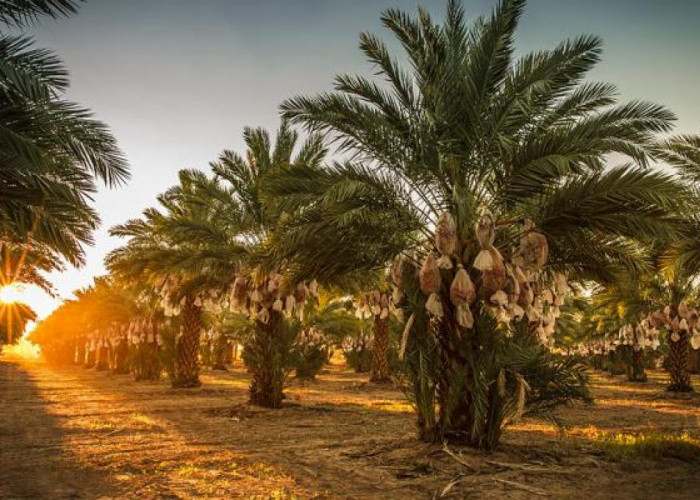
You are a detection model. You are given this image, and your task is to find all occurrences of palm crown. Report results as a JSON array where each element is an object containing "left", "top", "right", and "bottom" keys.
[
  {"left": 0, "top": 0, "right": 128, "bottom": 275},
  {"left": 272, "top": 0, "right": 688, "bottom": 285}
]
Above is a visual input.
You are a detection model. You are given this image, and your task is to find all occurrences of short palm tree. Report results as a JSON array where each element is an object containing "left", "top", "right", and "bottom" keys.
[
  {"left": 268, "top": 0, "right": 691, "bottom": 448},
  {"left": 108, "top": 122, "right": 326, "bottom": 400},
  {"left": 189, "top": 122, "right": 326, "bottom": 407},
  {"left": 107, "top": 170, "right": 235, "bottom": 387}
]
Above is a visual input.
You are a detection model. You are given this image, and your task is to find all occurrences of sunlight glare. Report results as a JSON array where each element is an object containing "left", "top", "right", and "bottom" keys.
[{"left": 0, "top": 283, "right": 25, "bottom": 304}]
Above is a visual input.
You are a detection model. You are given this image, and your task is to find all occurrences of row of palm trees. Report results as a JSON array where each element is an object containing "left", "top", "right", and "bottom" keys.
[{"left": 22, "top": 0, "right": 700, "bottom": 450}]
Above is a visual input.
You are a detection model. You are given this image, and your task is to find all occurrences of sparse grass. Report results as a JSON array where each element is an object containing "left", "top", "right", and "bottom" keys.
[
  {"left": 245, "top": 462, "right": 282, "bottom": 479},
  {"left": 131, "top": 412, "right": 158, "bottom": 427},
  {"left": 83, "top": 420, "right": 118, "bottom": 431},
  {"left": 268, "top": 489, "right": 299, "bottom": 500},
  {"left": 174, "top": 464, "right": 200, "bottom": 477},
  {"left": 595, "top": 432, "right": 700, "bottom": 462}
]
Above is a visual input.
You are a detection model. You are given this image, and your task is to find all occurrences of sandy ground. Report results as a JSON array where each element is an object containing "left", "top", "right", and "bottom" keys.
[{"left": 1, "top": 355, "right": 700, "bottom": 499}]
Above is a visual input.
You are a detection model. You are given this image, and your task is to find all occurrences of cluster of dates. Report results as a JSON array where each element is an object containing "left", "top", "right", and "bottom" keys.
[
  {"left": 606, "top": 322, "right": 661, "bottom": 352},
  {"left": 341, "top": 330, "right": 373, "bottom": 355},
  {"left": 354, "top": 290, "right": 393, "bottom": 320},
  {"left": 84, "top": 330, "right": 108, "bottom": 352},
  {"left": 229, "top": 271, "right": 319, "bottom": 323},
  {"left": 294, "top": 327, "right": 328, "bottom": 352},
  {"left": 395, "top": 211, "right": 570, "bottom": 344},
  {"left": 649, "top": 303, "right": 700, "bottom": 350},
  {"left": 122, "top": 319, "right": 158, "bottom": 345},
  {"left": 158, "top": 276, "right": 225, "bottom": 317}
]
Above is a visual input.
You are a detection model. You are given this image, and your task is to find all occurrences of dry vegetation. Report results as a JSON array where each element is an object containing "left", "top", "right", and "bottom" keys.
[{"left": 1, "top": 355, "right": 700, "bottom": 499}]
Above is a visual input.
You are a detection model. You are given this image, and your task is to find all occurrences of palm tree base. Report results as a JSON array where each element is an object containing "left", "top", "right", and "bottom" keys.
[
  {"left": 369, "top": 376, "right": 392, "bottom": 384},
  {"left": 667, "top": 383, "right": 693, "bottom": 392},
  {"left": 172, "top": 379, "right": 202, "bottom": 388},
  {"left": 249, "top": 389, "right": 284, "bottom": 408}
]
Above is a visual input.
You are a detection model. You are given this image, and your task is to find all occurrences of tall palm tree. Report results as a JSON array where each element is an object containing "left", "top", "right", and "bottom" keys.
[
  {"left": 267, "top": 0, "right": 691, "bottom": 448},
  {"left": 0, "top": 0, "right": 128, "bottom": 282}
]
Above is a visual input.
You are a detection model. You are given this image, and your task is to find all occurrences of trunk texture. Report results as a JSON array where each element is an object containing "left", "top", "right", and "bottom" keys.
[
  {"left": 112, "top": 338, "right": 130, "bottom": 374},
  {"left": 212, "top": 337, "right": 229, "bottom": 371},
  {"left": 74, "top": 339, "right": 86, "bottom": 366},
  {"left": 248, "top": 311, "right": 286, "bottom": 408},
  {"left": 173, "top": 295, "right": 202, "bottom": 388},
  {"left": 668, "top": 332, "right": 693, "bottom": 392},
  {"left": 370, "top": 315, "right": 391, "bottom": 383},
  {"left": 95, "top": 345, "right": 110, "bottom": 371},
  {"left": 627, "top": 347, "right": 647, "bottom": 382},
  {"left": 134, "top": 340, "right": 161, "bottom": 381}
]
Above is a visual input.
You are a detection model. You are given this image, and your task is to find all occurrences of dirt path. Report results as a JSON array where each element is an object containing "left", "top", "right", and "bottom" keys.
[{"left": 1, "top": 355, "right": 700, "bottom": 499}]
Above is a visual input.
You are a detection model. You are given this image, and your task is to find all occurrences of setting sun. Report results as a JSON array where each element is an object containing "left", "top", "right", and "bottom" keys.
[{"left": 0, "top": 283, "right": 25, "bottom": 304}]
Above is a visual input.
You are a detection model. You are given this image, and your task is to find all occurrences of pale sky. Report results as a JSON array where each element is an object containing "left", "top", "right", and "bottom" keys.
[{"left": 17, "top": 0, "right": 700, "bottom": 324}]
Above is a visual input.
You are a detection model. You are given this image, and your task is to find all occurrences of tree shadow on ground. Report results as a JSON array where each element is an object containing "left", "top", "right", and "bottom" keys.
[
  {"left": 6, "top": 359, "right": 700, "bottom": 498},
  {"left": 0, "top": 356, "right": 118, "bottom": 499}
]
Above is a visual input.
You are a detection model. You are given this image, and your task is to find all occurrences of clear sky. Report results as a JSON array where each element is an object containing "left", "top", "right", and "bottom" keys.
[{"left": 18, "top": 0, "right": 700, "bottom": 323}]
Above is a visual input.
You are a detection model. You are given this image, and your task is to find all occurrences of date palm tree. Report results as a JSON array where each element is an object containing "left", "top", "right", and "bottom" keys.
[
  {"left": 0, "top": 0, "right": 128, "bottom": 282},
  {"left": 587, "top": 277, "right": 660, "bottom": 382},
  {"left": 180, "top": 122, "right": 325, "bottom": 406},
  {"left": 107, "top": 170, "right": 237, "bottom": 387},
  {"left": 649, "top": 134, "right": 700, "bottom": 391},
  {"left": 267, "top": 0, "right": 691, "bottom": 448},
  {"left": 108, "top": 121, "right": 325, "bottom": 398}
]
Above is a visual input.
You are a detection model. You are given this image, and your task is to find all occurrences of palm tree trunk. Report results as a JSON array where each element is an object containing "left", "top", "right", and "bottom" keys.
[
  {"left": 627, "top": 347, "right": 647, "bottom": 382},
  {"left": 668, "top": 332, "right": 693, "bottom": 392},
  {"left": 688, "top": 348, "right": 700, "bottom": 374},
  {"left": 74, "top": 338, "right": 85, "bottom": 365},
  {"left": 212, "top": 337, "right": 229, "bottom": 371},
  {"left": 85, "top": 346, "right": 95, "bottom": 368},
  {"left": 432, "top": 312, "right": 492, "bottom": 448},
  {"left": 231, "top": 343, "right": 238, "bottom": 366},
  {"left": 606, "top": 347, "right": 626, "bottom": 375},
  {"left": 134, "top": 339, "right": 161, "bottom": 381},
  {"left": 592, "top": 352, "right": 604, "bottom": 370},
  {"left": 113, "top": 338, "right": 130, "bottom": 374},
  {"left": 369, "top": 315, "right": 391, "bottom": 383},
  {"left": 95, "top": 344, "right": 110, "bottom": 371},
  {"left": 248, "top": 311, "right": 287, "bottom": 408},
  {"left": 173, "top": 295, "right": 202, "bottom": 388}
]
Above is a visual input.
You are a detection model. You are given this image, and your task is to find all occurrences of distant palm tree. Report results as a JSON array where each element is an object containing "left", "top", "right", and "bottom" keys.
[
  {"left": 587, "top": 277, "right": 660, "bottom": 382},
  {"left": 268, "top": 0, "right": 691, "bottom": 448}
]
